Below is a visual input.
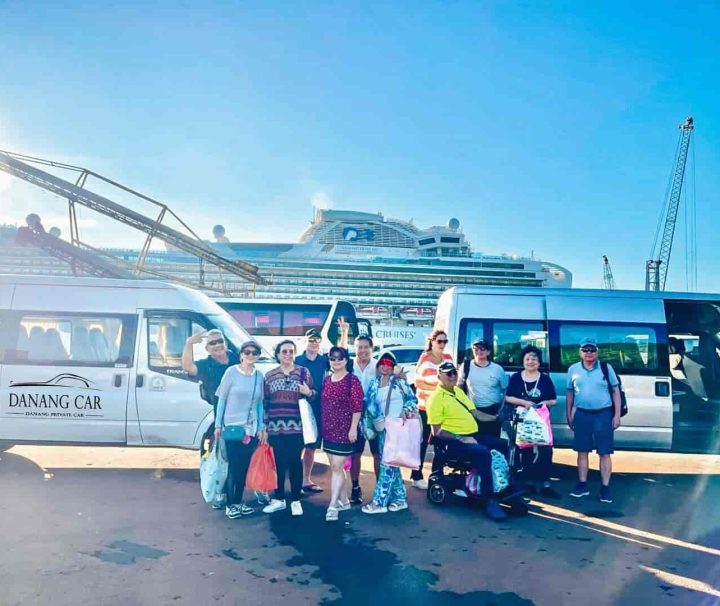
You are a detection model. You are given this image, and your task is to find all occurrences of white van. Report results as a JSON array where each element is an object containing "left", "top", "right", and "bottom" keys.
[
  {"left": 0, "top": 275, "right": 270, "bottom": 449},
  {"left": 435, "top": 286, "right": 720, "bottom": 454}
]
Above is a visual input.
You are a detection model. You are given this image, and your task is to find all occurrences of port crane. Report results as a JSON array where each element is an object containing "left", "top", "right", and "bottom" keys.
[
  {"left": 602, "top": 255, "right": 616, "bottom": 289},
  {"left": 0, "top": 150, "right": 266, "bottom": 292},
  {"left": 645, "top": 117, "right": 695, "bottom": 291}
]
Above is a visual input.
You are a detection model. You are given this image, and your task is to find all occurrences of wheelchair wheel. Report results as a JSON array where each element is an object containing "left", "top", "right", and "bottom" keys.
[{"left": 427, "top": 481, "right": 448, "bottom": 506}]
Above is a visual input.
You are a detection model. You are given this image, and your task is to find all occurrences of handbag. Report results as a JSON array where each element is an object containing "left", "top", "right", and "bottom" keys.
[
  {"left": 516, "top": 406, "right": 552, "bottom": 447},
  {"left": 382, "top": 416, "right": 422, "bottom": 469},
  {"left": 246, "top": 443, "right": 278, "bottom": 493},
  {"left": 299, "top": 398, "right": 319, "bottom": 445},
  {"left": 200, "top": 441, "right": 229, "bottom": 504},
  {"left": 222, "top": 370, "right": 259, "bottom": 441},
  {"left": 465, "top": 450, "right": 509, "bottom": 495}
]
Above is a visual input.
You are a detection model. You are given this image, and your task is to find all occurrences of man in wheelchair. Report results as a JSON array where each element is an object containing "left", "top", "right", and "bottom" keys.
[{"left": 426, "top": 360, "right": 515, "bottom": 521}]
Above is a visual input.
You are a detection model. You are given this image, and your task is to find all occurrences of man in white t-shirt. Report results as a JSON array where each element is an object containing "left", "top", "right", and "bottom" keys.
[{"left": 457, "top": 338, "right": 508, "bottom": 437}]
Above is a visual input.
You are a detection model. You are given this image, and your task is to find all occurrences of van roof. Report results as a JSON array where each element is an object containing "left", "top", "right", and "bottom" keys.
[
  {"left": 0, "top": 274, "right": 173, "bottom": 290},
  {"left": 443, "top": 286, "right": 720, "bottom": 302}
]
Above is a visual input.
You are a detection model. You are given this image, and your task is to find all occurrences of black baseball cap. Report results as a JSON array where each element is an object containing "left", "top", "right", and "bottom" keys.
[
  {"left": 305, "top": 329, "right": 322, "bottom": 338},
  {"left": 438, "top": 360, "right": 457, "bottom": 374},
  {"left": 472, "top": 338, "right": 491, "bottom": 350}
]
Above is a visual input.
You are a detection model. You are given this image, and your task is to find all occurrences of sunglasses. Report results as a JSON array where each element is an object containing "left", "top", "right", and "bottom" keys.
[
  {"left": 242, "top": 349, "right": 260, "bottom": 356},
  {"left": 472, "top": 345, "right": 488, "bottom": 351},
  {"left": 329, "top": 355, "right": 347, "bottom": 362},
  {"left": 207, "top": 339, "right": 225, "bottom": 347},
  {"left": 307, "top": 337, "right": 322, "bottom": 343},
  {"left": 435, "top": 339, "right": 448, "bottom": 344},
  {"left": 581, "top": 347, "right": 598, "bottom": 353},
  {"left": 279, "top": 349, "right": 295, "bottom": 355},
  {"left": 441, "top": 370, "right": 458, "bottom": 377}
]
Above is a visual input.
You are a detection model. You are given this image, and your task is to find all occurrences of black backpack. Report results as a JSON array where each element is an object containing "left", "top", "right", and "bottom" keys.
[{"left": 600, "top": 361, "right": 628, "bottom": 417}]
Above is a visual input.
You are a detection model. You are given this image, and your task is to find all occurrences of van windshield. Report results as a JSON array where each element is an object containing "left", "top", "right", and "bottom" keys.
[{"left": 207, "top": 313, "right": 273, "bottom": 361}]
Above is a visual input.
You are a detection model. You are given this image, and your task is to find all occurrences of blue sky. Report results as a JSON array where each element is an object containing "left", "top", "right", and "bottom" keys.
[{"left": 1, "top": 1, "right": 719, "bottom": 291}]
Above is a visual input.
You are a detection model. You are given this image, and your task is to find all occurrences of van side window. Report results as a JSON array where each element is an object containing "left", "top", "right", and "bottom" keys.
[
  {"left": 4, "top": 314, "right": 135, "bottom": 367},
  {"left": 558, "top": 323, "right": 659, "bottom": 371},
  {"left": 492, "top": 321, "right": 548, "bottom": 369},
  {"left": 147, "top": 317, "right": 206, "bottom": 371}
]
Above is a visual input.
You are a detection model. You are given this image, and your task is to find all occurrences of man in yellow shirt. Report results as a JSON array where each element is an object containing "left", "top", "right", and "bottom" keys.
[{"left": 427, "top": 361, "right": 508, "bottom": 520}]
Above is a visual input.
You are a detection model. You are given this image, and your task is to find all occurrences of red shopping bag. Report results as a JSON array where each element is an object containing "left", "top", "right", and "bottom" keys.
[{"left": 246, "top": 443, "right": 278, "bottom": 493}]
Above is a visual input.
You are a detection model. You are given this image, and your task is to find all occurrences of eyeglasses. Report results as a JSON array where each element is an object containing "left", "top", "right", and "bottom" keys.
[
  {"left": 279, "top": 349, "right": 295, "bottom": 355},
  {"left": 435, "top": 339, "right": 448, "bottom": 344},
  {"left": 580, "top": 347, "right": 598, "bottom": 353},
  {"left": 307, "top": 337, "right": 321, "bottom": 343},
  {"left": 242, "top": 349, "right": 260, "bottom": 356},
  {"left": 207, "top": 339, "right": 225, "bottom": 347},
  {"left": 329, "top": 355, "right": 346, "bottom": 362}
]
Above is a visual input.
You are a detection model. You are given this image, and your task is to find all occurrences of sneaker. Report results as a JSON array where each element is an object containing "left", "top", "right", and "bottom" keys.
[
  {"left": 412, "top": 479, "right": 429, "bottom": 490},
  {"left": 290, "top": 501, "right": 303, "bottom": 516},
  {"left": 350, "top": 485, "right": 363, "bottom": 505},
  {"left": 255, "top": 491, "right": 270, "bottom": 506},
  {"left": 540, "top": 483, "right": 561, "bottom": 499},
  {"left": 388, "top": 501, "right": 408, "bottom": 512},
  {"left": 211, "top": 499, "right": 226, "bottom": 510},
  {"left": 361, "top": 503, "right": 388, "bottom": 514},
  {"left": 262, "top": 499, "right": 287, "bottom": 514},
  {"left": 570, "top": 482, "right": 590, "bottom": 498},
  {"left": 599, "top": 486, "right": 613, "bottom": 503},
  {"left": 485, "top": 498, "right": 508, "bottom": 521},
  {"left": 238, "top": 503, "right": 255, "bottom": 516},
  {"left": 225, "top": 505, "right": 243, "bottom": 519}
]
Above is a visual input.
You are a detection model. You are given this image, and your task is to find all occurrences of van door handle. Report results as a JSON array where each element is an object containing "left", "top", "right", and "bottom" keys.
[
  {"left": 136, "top": 375, "right": 145, "bottom": 388},
  {"left": 113, "top": 374, "right": 123, "bottom": 388}
]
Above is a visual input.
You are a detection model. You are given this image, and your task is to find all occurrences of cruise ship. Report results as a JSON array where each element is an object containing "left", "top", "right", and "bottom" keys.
[{"left": 0, "top": 209, "right": 571, "bottom": 323}]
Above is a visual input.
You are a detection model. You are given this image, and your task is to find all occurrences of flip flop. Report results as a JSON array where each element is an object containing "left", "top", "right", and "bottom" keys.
[{"left": 302, "top": 484, "right": 324, "bottom": 493}]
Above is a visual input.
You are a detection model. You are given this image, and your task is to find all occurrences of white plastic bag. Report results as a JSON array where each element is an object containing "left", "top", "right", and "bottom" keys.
[
  {"left": 200, "top": 440, "right": 229, "bottom": 504},
  {"left": 516, "top": 406, "right": 552, "bottom": 446},
  {"left": 299, "top": 398, "right": 318, "bottom": 446}
]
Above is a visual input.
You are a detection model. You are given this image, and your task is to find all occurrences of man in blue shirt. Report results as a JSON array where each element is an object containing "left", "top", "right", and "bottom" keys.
[{"left": 566, "top": 338, "right": 621, "bottom": 503}]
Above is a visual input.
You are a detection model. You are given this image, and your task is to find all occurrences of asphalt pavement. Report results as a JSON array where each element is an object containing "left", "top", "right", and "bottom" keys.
[{"left": 1, "top": 446, "right": 719, "bottom": 606}]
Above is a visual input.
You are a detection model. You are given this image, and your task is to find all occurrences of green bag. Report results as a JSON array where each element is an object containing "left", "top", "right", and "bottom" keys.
[{"left": 222, "top": 425, "right": 247, "bottom": 441}]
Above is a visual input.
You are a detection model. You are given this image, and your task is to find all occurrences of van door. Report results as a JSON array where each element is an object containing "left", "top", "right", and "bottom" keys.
[
  {"left": 0, "top": 311, "right": 136, "bottom": 444},
  {"left": 132, "top": 311, "right": 216, "bottom": 447}
]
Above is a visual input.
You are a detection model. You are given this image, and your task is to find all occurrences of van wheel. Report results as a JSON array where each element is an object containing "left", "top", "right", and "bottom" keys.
[{"left": 427, "top": 481, "right": 447, "bottom": 505}]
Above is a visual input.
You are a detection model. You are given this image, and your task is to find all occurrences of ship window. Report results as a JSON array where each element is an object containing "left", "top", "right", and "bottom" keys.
[
  {"left": 418, "top": 237, "right": 435, "bottom": 246},
  {"left": 440, "top": 237, "right": 460, "bottom": 243}
]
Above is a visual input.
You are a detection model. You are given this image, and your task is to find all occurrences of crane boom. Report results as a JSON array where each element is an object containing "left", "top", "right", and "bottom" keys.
[
  {"left": 646, "top": 116, "right": 694, "bottom": 291},
  {"left": 602, "top": 255, "right": 616, "bottom": 289}
]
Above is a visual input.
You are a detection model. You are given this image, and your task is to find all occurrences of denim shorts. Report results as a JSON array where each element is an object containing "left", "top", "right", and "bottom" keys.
[{"left": 572, "top": 408, "right": 614, "bottom": 455}]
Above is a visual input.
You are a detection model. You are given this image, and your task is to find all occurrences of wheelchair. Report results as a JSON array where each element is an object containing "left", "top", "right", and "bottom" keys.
[{"left": 426, "top": 411, "right": 528, "bottom": 515}]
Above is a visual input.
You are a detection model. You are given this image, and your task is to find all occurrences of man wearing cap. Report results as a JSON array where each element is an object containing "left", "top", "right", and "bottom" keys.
[
  {"left": 182, "top": 329, "right": 239, "bottom": 416},
  {"left": 457, "top": 338, "right": 508, "bottom": 437},
  {"left": 296, "top": 321, "right": 349, "bottom": 493},
  {"left": 566, "top": 338, "right": 621, "bottom": 503},
  {"left": 426, "top": 360, "right": 509, "bottom": 520}
]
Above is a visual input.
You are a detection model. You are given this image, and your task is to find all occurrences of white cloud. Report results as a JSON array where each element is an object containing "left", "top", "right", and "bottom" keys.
[{"left": 311, "top": 190, "right": 333, "bottom": 210}]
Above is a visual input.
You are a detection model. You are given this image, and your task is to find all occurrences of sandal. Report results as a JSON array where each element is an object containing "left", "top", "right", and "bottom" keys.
[
  {"left": 361, "top": 503, "right": 388, "bottom": 515},
  {"left": 388, "top": 501, "right": 408, "bottom": 512},
  {"left": 325, "top": 507, "right": 339, "bottom": 522},
  {"left": 302, "top": 483, "right": 324, "bottom": 493},
  {"left": 336, "top": 500, "right": 351, "bottom": 511}
]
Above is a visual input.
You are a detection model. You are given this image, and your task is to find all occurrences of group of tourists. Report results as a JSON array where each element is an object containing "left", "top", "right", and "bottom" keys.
[{"left": 187, "top": 321, "right": 622, "bottom": 522}]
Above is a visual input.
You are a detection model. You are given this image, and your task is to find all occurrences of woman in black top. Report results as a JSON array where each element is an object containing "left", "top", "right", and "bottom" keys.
[{"left": 505, "top": 345, "right": 560, "bottom": 499}]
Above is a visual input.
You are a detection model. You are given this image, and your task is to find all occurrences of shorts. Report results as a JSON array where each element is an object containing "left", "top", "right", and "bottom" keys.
[
  {"left": 323, "top": 441, "right": 354, "bottom": 456},
  {"left": 572, "top": 408, "right": 614, "bottom": 455},
  {"left": 352, "top": 433, "right": 380, "bottom": 456}
]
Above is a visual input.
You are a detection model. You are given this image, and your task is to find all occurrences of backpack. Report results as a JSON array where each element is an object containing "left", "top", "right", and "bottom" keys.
[
  {"left": 599, "top": 361, "right": 628, "bottom": 417},
  {"left": 460, "top": 358, "right": 471, "bottom": 395}
]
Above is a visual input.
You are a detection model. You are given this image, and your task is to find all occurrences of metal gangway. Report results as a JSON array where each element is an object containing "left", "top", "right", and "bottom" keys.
[
  {"left": 0, "top": 150, "right": 266, "bottom": 291},
  {"left": 15, "top": 223, "right": 136, "bottom": 279}
]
